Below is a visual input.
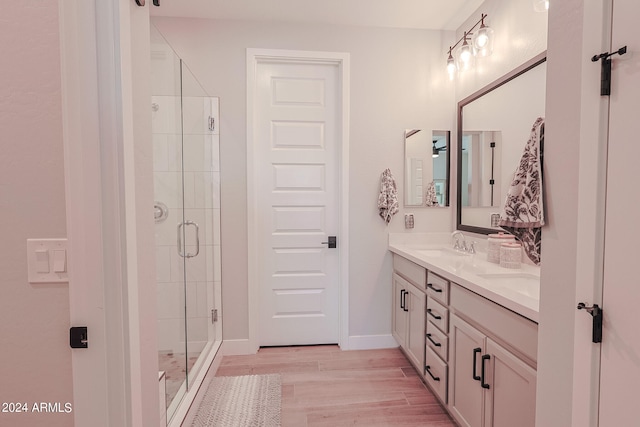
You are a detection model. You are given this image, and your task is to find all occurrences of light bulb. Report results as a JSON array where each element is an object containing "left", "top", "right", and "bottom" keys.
[
  {"left": 446, "top": 49, "right": 457, "bottom": 78},
  {"left": 472, "top": 18, "right": 494, "bottom": 57},
  {"left": 460, "top": 44, "right": 472, "bottom": 63},
  {"left": 447, "top": 61, "right": 457, "bottom": 76},
  {"left": 476, "top": 33, "right": 488, "bottom": 48},
  {"left": 457, "top": 31, "right": 474, "bottom": 70}
]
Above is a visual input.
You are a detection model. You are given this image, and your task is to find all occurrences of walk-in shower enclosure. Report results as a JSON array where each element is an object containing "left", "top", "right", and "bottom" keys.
[{"left": 150, "top": 24, "right": 222, "bottom": 425}]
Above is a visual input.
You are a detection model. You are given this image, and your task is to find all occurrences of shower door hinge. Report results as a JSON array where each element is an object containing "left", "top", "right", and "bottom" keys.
[{"left": 211, "top": 309, "right": 218, "bottom": 323}]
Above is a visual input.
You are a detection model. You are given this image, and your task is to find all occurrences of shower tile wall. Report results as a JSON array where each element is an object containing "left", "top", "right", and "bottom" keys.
[{"left": 153, "top": 95, "right": 220, "bottom": 354}]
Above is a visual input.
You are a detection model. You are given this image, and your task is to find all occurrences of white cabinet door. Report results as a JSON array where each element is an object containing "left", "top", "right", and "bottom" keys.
[
  {"left": 449, "top": 314, "right": 485, "bottom": 427},
  {"left": 392, "top": 275, "right": 408, "bottom": 349},
  {"left": 484, "top": 338, "right": 536, "bottom": 427},
  {"left": 406, "top": 285, "right": 426, "bottom": 370}
]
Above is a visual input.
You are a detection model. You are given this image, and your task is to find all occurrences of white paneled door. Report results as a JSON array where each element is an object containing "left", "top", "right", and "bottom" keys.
[
  {"left": 254, "top": 56, "right": 341, "bottom": 346},
  {"left": 598, "top": 2, "right": 640, "bottom": 425}
]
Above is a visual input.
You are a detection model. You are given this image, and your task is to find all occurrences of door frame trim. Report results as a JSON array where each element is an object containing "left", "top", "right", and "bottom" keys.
[
  {"left": 59, "top": 1, "right": 156, "bottom": 425},
  {"left": 246, "top": 48, "right": 350, "bottom": 352}
]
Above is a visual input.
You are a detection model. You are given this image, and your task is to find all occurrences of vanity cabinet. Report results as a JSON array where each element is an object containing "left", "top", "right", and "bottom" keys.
[
  {"left": 392, "top": 255, "right": 427, "bottom": 373},
  {"left": 391, "top": 252, "right": 538, "bottom": 427},
  {"left": 392, "top": 272, "right": 426, "bottom": 371},
  {"left": 449, "top": 284, "right": 537, "bottom": 427}
]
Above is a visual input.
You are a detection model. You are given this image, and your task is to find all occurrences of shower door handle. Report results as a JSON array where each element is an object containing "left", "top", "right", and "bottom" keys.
[
  {"left": 184, "top": 221, "right": 200, "bottom": 258},
  {"left": 177, "top": 222, "right": 186, "bottom": 258},
  {"left": 177, "top": 221, "right": 200, "bottom": 258}
]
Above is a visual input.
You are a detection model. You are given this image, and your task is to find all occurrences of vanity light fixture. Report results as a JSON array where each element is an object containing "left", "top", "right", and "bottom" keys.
[
  {"left": 473, "top": 14, "right": 494, "bottom": 57},
  {"left": 457, "top": 32, "right": 474, "bottom": 71},
  {"left": 533, "top": 0, "right": 549, "bottom": 12},
  {"left": 445, "top": 13, "right": 493, "bottom": 78}
]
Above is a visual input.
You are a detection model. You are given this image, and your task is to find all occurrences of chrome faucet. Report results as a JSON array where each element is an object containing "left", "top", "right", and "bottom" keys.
[
  {"left": 451, "top": 231, "right": 466, "bottom": 251},
  {"left": 468, "top": 241, "right": 476, "bottom": 254},
  {"left": 452, "top": 231, "right": 477, "bottom": 254}
]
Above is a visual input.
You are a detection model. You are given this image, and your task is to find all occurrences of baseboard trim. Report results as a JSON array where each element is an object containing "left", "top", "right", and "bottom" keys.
[
  {"left": 221, "top": 336, "right": 397, "bottom": 353},
  {"left": 347, "top": 334, "right": 399, "bottom": 350},
  {"left": 221, "top": 339, "right": 254, "bottom": 356}
]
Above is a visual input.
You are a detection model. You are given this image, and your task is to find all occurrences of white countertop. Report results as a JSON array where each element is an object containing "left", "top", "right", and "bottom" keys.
[{"left": 389, "top": 233, "right": 540, "bottom": 323}]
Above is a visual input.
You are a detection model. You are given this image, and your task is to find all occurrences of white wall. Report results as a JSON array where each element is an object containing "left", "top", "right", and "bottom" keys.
[
  {"left": 151, "top": 18, "right": 455, "bottom": 343},
  {"left": 0, "top": 1, "right": 73, "bottom": 426}
]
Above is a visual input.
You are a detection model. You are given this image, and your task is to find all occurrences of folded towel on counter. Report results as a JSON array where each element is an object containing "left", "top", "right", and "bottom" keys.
[
  {"left": 378, "top": 168, "right": 399, "bottom": 224},
  {"left": 424, "top": 181, "right": 439, "bottom": 207},
  {"left": 499, "top": 117, "right": 545, "bottom": 265}
]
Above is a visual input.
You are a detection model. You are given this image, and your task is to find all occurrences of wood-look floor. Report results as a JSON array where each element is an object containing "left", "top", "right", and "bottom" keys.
[{"left": 216, "top": 345, "right": 457, "bottom": 426}]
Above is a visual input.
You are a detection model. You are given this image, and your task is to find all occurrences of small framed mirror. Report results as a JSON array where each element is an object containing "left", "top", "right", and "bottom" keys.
[{"left": 404, "top": 129, "right": 450, "bottom": 207}]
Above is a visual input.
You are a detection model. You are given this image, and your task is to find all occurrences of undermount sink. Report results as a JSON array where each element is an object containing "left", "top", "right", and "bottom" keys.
[
  {"left": 417, "top": 248, "right": 472, "bottom": 258},
  {"left": 477, "top": 273, "right": 540, "bottom": 299}
]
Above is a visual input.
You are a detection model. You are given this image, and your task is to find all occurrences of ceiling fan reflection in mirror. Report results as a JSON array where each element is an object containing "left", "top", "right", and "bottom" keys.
[{"left": 432, "top": 140, "right": 447, "bottom": 158}]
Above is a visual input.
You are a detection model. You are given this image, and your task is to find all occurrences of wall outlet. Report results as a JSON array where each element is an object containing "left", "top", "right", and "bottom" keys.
[
  {"left": 490, "top": 213, "right": 501, "bottom": 227},
  {"left": 404, "top": 214, "right": 414, "bottom": 229}
]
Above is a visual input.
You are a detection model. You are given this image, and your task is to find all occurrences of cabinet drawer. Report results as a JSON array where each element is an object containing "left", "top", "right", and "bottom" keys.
[
  {"left": 393, "top": 254, "right": 426, "bottom": 288},
  {"left": 450, "top": 283, "right": 538, "bottom": 365},
  {"left": 425, "top": 345, "right": 448, "bottom": 404},
  {"left": 426, "top": 320, "right": 449, "bottom": 362},
  {"left": 427, "top": 298, "right": 449, "bottom": 333},
  {"left": 426, "top": 271, "right": 449, "bottom": 305}
]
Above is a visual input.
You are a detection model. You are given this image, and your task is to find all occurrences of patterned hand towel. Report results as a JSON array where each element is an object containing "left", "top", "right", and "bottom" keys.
[
  {"left": 378, "top": 168, "right": 399, "bottom": 224},
  {"left": 499, "top": 117, "right": 545, "bottom": 265},
  {"left": 424, "top": 181, "right": 439, "bottom": 207}
]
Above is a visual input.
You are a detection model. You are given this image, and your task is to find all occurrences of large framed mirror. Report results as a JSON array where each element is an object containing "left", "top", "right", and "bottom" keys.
[
  {"left": 457, "top": 52, "right": 546, "bottom": 234},
  {"left": 404, "top": 129, "right": 450, "bottom": 207}
]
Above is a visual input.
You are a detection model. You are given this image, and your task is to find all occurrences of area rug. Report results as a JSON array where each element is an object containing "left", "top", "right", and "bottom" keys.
[{"left": 191, "top": 374, "right": 281, "bottom": 427}]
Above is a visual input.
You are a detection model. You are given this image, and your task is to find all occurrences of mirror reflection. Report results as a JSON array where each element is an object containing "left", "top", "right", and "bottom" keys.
[
  {"left": 404, "top": 129, "right": 450, "bottom": 207},
  {"left": 461, "top": 131, "right": 502, "bottom": 207},
  {"left": 457, "top": 54, "right": 546, "bottom": 233}
]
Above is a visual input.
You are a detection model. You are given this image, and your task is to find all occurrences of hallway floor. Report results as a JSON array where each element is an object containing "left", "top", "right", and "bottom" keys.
[{"left": 216, "top": 345, "right": 456, "bottom": 426}]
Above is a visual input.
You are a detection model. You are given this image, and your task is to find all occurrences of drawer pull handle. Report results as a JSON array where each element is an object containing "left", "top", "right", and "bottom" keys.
[
  {"left": 427, "top": 283, "right": 442, "bottom": 293},
  {"left": 427, "top": 308, "right": 442, "bottom": 320},
  {"left": 402, "top": 290, "right": 408, "bottom": 312},
  {"left": 400, "top": 289, "right": 406, "bottom": 310},
  {"left": 426, "top": 333, "right": 442, "bottom": 347},
  {"left": 425, "top": 365, "right": 440, "bottom": 382},
  {"left": 472, "top": 347, "right": 482, "bottom": 381},
  {"left": 481, "top": 354, "right": 491, "bottom": 389}
]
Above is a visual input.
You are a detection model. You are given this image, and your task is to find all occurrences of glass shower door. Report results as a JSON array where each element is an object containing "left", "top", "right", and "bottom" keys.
[
  {"left": 150, "top": 24, "right": 188, "bottom": 421},
  {"left": 179, "top": 63, "right": 221, "bottom": 389},
  {"left": 151, "top": 25, "right": 221, "bottom": 425}
]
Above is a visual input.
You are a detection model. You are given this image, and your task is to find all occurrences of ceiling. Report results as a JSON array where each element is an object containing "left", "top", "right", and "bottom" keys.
[{"left": 149, "top": 0, "right": 485, "bottom": 31}]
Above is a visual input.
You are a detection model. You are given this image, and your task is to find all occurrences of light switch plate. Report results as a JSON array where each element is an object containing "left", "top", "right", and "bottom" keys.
[{"left": 27, "top": 238, "right": 68, "bottom": 283}]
